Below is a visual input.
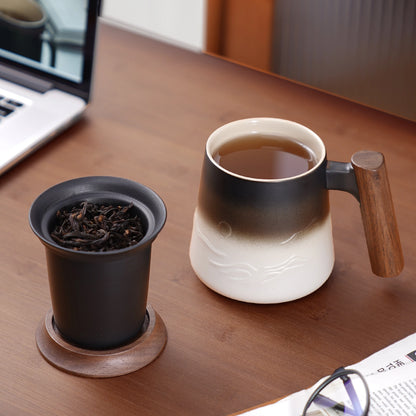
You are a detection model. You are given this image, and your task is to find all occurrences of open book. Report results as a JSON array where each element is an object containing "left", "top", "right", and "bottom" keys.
[{"left": 239, "top": 333, "right": 416, "bottom": 415}]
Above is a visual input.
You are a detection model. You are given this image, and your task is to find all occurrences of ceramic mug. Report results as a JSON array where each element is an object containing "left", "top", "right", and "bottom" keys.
[{"left": 189, "top": 118, "right": 403, "bottom": 303}]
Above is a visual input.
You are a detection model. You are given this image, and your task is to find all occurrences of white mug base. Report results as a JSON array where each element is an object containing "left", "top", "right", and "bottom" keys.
[{"left": 189, "top": 209, "right": 335, "bottom": 304}]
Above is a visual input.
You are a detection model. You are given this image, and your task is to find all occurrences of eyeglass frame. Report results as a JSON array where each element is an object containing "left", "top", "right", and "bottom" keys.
[{"left": 302, "top": 367, "right": 370, "bottom": 416}]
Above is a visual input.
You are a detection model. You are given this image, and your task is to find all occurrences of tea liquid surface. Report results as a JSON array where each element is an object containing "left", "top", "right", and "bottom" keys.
[{"left": 213, "top": 135, "right": 316, "bottom": 179}]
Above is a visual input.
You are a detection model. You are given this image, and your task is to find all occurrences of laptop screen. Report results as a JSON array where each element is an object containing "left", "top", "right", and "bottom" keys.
[{"left": 0, "top": 0, "right": 100, "bottom": 101}]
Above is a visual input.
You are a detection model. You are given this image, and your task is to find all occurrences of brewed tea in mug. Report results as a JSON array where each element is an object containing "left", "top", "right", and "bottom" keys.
[
  {"left": 213, "top": 134, "right": 317, "bottom": 180},
  {"left": 190, "top": 118, "right": 403, "bottom": 304}
]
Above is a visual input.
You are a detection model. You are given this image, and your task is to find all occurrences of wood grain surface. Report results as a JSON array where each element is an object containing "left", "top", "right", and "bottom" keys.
[
  {"left": 0, "top": 23, "right": 415, "bottom": 416},
  {"left": 351, "top": 151, "right": 404, "bottom": 277}
]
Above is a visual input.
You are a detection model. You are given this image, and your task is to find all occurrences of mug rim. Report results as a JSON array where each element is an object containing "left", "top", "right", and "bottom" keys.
[{"left": 206, "top": 117, "right": 326, "bottom": 183}]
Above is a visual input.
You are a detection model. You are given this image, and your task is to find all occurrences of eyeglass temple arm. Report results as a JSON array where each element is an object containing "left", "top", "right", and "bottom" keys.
[
  {"left": 313, "top": 393, "right": 355, "bottom": 415},
  {"left": 342, "top": 376, "right": 364, "bottom": 415}
]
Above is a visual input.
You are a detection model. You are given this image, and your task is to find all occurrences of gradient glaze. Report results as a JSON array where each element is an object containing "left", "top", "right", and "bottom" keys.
[
  {"left": 190, "top": 208, "right": 334, "bottom": 303},
  {"left": 190, "top": 118, "right": 335, "bottom": 303}
]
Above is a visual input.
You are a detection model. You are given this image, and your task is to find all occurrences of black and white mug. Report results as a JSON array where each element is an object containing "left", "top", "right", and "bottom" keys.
[{"left": 189, "top": 118, "right": 403, "bottom": 303}]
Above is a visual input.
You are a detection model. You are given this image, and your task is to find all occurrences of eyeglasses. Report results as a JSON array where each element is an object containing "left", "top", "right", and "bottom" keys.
[{"left": 302, "top": 367, "right": 370, "bottom": 416}]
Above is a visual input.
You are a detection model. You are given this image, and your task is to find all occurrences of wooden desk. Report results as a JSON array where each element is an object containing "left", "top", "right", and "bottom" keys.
[{"left": 0, "top": 23, "right": 415, "bottom": 415}]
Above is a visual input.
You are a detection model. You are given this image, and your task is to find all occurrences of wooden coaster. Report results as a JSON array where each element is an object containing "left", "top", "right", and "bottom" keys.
[{"left": 36, "top": 305, "right": 167, "bottom": 378}]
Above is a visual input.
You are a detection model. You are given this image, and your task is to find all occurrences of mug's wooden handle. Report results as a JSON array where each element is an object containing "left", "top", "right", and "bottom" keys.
[{"left": 351, "top": 151, "right": 404, "bottom": 277}]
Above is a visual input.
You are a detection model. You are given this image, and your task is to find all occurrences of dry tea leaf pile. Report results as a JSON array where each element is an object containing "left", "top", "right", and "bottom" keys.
[{"left": 51, "top": 201, "right": 144, "bottom": 251}]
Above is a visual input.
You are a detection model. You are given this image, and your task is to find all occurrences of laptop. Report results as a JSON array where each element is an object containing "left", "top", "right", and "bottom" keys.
[{"left": 0, "top": 0, "right": 100, "bottom": 174}]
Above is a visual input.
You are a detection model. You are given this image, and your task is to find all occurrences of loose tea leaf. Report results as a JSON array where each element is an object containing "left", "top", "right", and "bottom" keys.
[{"left": 51, "top": 201, "right": 144, "bottom": 252}]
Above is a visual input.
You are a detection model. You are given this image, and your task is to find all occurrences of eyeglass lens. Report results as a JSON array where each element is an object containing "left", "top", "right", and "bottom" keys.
[{"left": 304, "top": 373, "right": 369, "bottom": 415}]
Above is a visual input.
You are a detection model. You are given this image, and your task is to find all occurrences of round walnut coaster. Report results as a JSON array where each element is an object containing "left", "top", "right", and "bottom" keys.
[{"left": 36, "top": 305, "right": 167, "bottom": 378}]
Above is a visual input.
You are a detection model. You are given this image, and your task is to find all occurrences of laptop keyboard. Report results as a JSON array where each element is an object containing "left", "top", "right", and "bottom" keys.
[{"left": 0, "top": 95, "right": 24, "bottom": 119}]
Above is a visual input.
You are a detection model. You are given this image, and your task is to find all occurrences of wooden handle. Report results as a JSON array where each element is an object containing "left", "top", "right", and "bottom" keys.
[{"left": 351, "top": 151, "right": 404, "bottom": 277}]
